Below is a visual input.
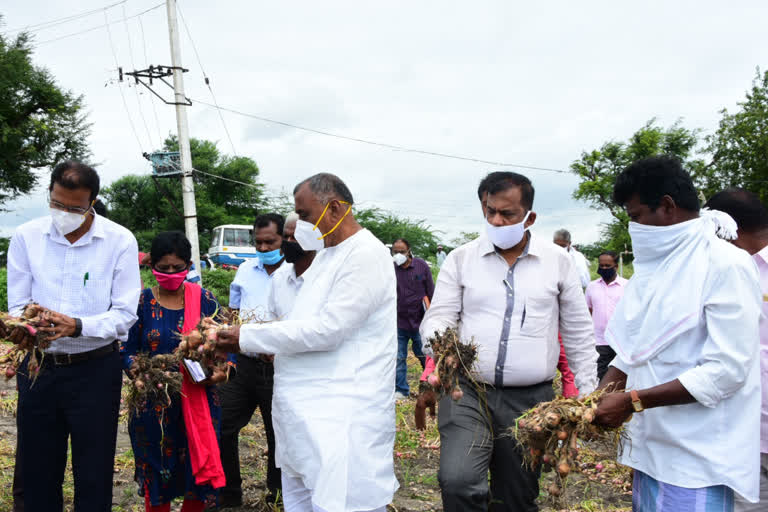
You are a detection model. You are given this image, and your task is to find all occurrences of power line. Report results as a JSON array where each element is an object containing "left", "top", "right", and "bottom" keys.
[
  {"left": 2, "top": 0, "right": 127, "bottom": 35},
  {"left": 121, "top": 4, "right": 154, "bottom": 149},
  {"left": 176, "top": 3, "right": 238, "bottom": 157},
  {"left": 190, "top": 98, "right": 569, "bottom": 174},
  {"left": 138, "top": 15, "right": 165, "bottom": 146},
  {"left": 34, "top": 3, "right": 164, "bottom": 47},
  {"left": 104, "top": 9, "right": 144, "bottom": 153}
]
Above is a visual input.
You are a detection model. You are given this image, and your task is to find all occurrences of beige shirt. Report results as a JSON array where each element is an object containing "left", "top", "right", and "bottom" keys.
[{"left": 420, "top": 233, "right": 598, "bottom": 393}]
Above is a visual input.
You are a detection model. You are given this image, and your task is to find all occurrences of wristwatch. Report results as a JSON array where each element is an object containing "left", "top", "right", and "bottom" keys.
[
  {"left": 73, "top": 318, "right": 83, "bottom": 338},
  {"left": 630, "top": 390, "right": 644, "bottom": 413}
]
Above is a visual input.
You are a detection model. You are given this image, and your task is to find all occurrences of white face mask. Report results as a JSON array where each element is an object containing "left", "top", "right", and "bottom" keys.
[
  {"left": 485, "top": 211, "right": 531, "bottom": 250},
  {"left": 50, "top": 208, "right": 89, "bottom": 235},
  {"left": 392, "top": 253, "right": 407, "bottom": 266},
  {"left": 294, "top": 219, "right": 326, "bottom": 252}
]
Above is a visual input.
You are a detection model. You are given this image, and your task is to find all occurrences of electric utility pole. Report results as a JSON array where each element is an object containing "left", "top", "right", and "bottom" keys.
[{"left": 166, "top": 0, "right": 200, "bottom": 275}]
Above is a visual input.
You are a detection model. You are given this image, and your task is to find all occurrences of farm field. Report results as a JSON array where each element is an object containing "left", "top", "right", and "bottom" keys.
[{"left": 0, "top": 357, "right": 632, "bottom": 512}]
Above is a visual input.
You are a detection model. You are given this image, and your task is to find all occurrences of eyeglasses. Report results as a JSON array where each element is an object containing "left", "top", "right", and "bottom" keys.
[{"left": 49, "top": 196, "right": 94, "bottom": 216}]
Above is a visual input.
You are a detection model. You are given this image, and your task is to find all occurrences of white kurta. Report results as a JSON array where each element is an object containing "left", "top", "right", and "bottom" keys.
[
  {"left": 239, "top": 229, "right": 399, "bottom": 512},
  {"left": 608, "top": 228, "right": 762, "bottom": 502}
]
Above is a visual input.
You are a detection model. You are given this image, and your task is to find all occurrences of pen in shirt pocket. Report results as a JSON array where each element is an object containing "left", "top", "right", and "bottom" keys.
[
  {"left": 520, "top": 302, "right": 527, "bottom": 329},
  {"left": 503, "top": 279, "right": 527, "bottom": 329},
  {"left": 83, "top": 272, "right": 89, "bottom": 287}
]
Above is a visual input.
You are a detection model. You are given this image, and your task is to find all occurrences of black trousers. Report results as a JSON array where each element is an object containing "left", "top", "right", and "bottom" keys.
[
  {"left": 13, "top": 409, "right": 23, "bottom": 512},
  {"left": 596, "top": 345, "right": 617, "bottom": 382},
  {"left": 438, "top": 380, "right": 554, "bottom": 512},
  {"left": 219, "top": 355, "right": 281, "bottom": 498},
  {"left": 17, "top": 348, "right": 122, "bottom": 512}
]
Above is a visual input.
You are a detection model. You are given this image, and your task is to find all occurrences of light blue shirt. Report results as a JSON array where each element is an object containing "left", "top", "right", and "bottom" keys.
[
  {"left": 186, "top": 263, "right": 201, "bottom": 283},
  {"left": 229, "top": 257, "right": 277, "bottom": 322}
]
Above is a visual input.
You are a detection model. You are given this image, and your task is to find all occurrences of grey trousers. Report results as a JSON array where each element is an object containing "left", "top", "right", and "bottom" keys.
[
  {"left": 735, "top": 453, "right": 768, "bottom": 511},
  {"left": 438, "top": 379, "right": 554, "bottom": 512}
]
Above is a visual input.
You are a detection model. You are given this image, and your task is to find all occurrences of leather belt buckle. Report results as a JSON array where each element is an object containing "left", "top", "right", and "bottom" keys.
[{"left": 54, "top": 353, "right": 72, "bottom": 366}]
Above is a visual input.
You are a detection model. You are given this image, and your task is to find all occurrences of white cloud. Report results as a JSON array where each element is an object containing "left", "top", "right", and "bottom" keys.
[{"left": 2, "top": 0, "right": 767, "bottom": 246}]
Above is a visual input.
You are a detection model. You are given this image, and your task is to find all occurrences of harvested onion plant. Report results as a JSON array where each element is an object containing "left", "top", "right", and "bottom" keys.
[
  {"left": 124, "top": 353, "right": 183, "bottom": 418},
  {"left": 0, "top": 304, "right": 49, "bottom": 383},
  {"left": 512, "top": 386, "right": 628, "bottom": 498},
  {"left": 0, "top": 343, "right": 25, "bottom": 380},
  {"left": 175, "top": 314, "right": 235, "bottom": 385},
  {"left": 425, "top": 328, "right": 479, "bottom": 401}
]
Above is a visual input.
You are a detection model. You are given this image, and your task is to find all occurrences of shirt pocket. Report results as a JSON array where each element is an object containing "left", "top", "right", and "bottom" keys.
[
  {"left": 519, "top": 296, "right": 552, "bottom": 338},
  {"left": 82, "top": 278, "right": 112, "bottom": 314}
]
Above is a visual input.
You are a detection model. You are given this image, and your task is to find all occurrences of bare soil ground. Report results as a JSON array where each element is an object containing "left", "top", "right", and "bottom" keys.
[{"left": 0, "top": 358, "right": 632, "bottom": 511}]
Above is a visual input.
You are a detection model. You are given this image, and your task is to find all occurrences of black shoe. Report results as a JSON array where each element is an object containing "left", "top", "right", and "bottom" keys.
[{"left": 219, "top": 493, "right": 243, "bottom": 509}]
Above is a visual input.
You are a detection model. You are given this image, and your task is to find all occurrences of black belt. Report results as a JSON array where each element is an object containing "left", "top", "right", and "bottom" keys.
[{"left": 41, "top": 341, "right": 119, "bottom": 367}]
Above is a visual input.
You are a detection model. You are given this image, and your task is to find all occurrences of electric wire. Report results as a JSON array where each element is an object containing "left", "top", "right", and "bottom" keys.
[
  {"left": 34, "top": 3, "right": 165, "bottom": 47},
  {"left": 190, "top": 98, "right": 569, "bottom": 174},
  {"left": 2, "top": 0, "right": 128, "bottom": 35},
  {"left": 121, "top": 4, "right": 154, "bottom": 149},
  {"left": 104, "top": 9, "right": 144, "bottom": 153},
  {"left": 176, "top": 3, "right": 238, "bottom": 156},
  {"left": 138, "top": 15, "right": 165, "bottom": 145}
]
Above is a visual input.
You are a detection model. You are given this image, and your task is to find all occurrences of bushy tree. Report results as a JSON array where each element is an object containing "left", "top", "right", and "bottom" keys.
[
  {"left": 356, "top": 207, "right": 441, "bottom": 258},
  {"left": 704, "top": 68, "right": 768, "bottom": 202},
  {"left": 103, "top": 137, "right": 262, "bottom": 250},
  {"left": 570, "top": 120, "right": 706, "bottom": 252},
  {"left": 0, "top": 28, "right": 91, "bottom": 207}
]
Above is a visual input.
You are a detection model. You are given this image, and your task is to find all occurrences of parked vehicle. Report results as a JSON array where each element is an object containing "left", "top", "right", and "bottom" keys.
[{"left": 208, "top": 224, "right": 256, "bottom": 267}]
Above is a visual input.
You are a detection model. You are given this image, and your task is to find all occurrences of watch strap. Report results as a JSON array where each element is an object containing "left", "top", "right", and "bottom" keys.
[
  {"left": 73, "top": 318, "right": 83, "bottom": 338},
  {"left": 630, "top": 389, "right": 644, "bottom": 412}
]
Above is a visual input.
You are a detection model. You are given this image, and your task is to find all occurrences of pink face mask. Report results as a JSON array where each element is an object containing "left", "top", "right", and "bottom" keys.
[{"left": 152, "top": 268, "right": 189, "bottom": 291}]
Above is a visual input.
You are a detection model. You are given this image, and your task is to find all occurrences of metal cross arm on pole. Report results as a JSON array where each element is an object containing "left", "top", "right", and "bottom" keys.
[{"left": 121, "top": 65, "right": 192, "bottom": 106}]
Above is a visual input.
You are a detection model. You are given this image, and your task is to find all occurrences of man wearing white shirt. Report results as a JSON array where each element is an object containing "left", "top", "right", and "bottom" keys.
[
  {"left": 268, "top": 213, "right": 317, "bottom": 320},
  {"left": 215, "top": 173, "right": 398, "bottom": 512},
  {"left": 595, "top": 157, "right": 761, "bottom": 511},
  {"left": 421, "top": 172, "right": 597, "bottom": 512},
  {"left": 4, "top": 161, "right": 140, "bottom": 511},
  {"left": 220, "top": 213, "right": 285, "bottom": 507},
  {"left": 703, "top": 187, "right": 768, "bottom": 511},
  {"left": 553, "top": 228, "right": 591, "bottom": 288}
]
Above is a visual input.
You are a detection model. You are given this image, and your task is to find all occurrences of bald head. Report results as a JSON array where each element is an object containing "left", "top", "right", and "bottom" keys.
[{"left": 293, "top": 172, "right": 354, "bottom": 205}]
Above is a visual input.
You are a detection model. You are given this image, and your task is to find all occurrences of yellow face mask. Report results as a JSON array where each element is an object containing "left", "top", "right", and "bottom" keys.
[{"left": 313, "top": 200, "right": 351, "bottom": 240}]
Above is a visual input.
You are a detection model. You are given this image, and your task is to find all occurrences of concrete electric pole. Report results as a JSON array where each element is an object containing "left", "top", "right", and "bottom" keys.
[{"left": 165, "top": 0, "right": 201, "bottom": 276}]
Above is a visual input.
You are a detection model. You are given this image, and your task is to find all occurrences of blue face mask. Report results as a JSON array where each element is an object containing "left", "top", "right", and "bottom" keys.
[{"left": 258, "top": 248, "right": 284, "bottom": 265}]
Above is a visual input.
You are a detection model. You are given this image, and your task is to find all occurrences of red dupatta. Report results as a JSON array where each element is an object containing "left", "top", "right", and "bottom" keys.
[{"left": 179, "top": 282, "right": 226, "bottom": 489}]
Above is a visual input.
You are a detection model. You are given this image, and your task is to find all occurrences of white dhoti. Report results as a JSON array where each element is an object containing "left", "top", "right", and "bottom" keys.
[{"left": 282, "top": 475, "right": 387, "bottom": 512}]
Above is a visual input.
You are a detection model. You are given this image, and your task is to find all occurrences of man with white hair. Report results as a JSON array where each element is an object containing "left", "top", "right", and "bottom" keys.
[
  {"left": 553, "top": 228, "right": 591, "bottom": 288},
  {"left": 215, "top": 173, "right": 398, "bottom": 512}
]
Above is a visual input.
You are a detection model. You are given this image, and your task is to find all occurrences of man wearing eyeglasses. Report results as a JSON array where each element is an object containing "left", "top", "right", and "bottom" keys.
[{"left": 4, "top": 161, "right": 140, "bottom": 511}]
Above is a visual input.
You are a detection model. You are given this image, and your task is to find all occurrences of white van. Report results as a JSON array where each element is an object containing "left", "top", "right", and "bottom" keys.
[{"left": 208, "top": 224, "right": 257, "bottom": 267}]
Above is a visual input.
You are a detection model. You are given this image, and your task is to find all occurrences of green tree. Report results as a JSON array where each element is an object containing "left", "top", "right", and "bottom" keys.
[
  {"left": 450, "top": 231, "right": 480, "bottom": 248},
  {"left": 103, "top": 137, "right": 263, "bottom": 250},
  {"left": 0, "top": 29, "right": 91, "bottom": 207},
  {"left": 569, "top": 119, "right": 706, "bottom": 253},
  {"left": 704, "top": 68, "right": 768, "bottom": 202},
  {"left": 356, "top": 207, "right": 441, "bottom": 258}
]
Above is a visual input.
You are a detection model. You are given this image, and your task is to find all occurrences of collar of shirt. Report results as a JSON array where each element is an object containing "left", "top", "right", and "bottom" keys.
[
  {"left": 478, "top": 231, "right": 539, "bottom": 259},
  {"left": 44, "top": 214, "right": 106, "bottom": 247},
  {"left": 754, "top": 244, "right": 768, "bottom": 266},
  {"left": 598, "top": 276, "right": 627, "bottom": 287}
]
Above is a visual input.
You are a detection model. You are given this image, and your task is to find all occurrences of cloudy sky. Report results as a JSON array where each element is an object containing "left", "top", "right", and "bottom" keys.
[{"left": 2, "top": 1, "right": 767, "bottom": 247}]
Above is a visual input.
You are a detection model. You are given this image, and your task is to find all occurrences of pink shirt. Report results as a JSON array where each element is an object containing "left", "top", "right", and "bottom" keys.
[
  {"left": 584, "top": 275, "right": 627, "bottom": 346},
  {"left": 753, "top": 246, "right": 768, "bottom": 453}
]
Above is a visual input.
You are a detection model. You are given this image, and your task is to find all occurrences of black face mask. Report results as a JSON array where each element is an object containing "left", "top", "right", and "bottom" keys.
[
  {"left": 597, "top": 267, "right": 617, "bottom": 282},
  {"left": 282, "top": 240, "right": 306, "bottom": 264}
]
